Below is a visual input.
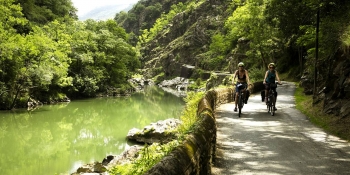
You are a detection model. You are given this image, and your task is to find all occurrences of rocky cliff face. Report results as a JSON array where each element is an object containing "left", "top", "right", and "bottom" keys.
[
  {"left": 322, "top": 57, "right": 350, "bottom": 118},
  {"left": 300, "top": 49, "right": 350, "bottom": 118},
  {"left": 120, "top": 0, "right": 188, "bottom": 36},
  {"left": 139, "top": 0, "right": 232, "bottom": 79}
]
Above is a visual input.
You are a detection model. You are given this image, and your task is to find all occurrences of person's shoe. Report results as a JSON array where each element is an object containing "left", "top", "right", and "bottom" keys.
[
  {"left": 234, "top": 107, "right": 237, "bottom": 112},
  {"left": 274, "top": 107, "right": 277, "bottom": 111},
  {"left": 245, "top": 100, "right": 247, "bottom": 104}
]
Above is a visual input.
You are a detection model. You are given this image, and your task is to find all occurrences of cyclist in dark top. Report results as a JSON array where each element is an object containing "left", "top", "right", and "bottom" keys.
[
  {"left": 263, "top": 63, "right": 281, "bottom": 110},
  {"left": 233, "top": 62, "right": 251, "bottom": 112}
]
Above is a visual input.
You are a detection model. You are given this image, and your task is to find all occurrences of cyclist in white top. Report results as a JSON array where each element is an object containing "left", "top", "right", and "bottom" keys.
[{"left": 233, "top": 62, "right": 251, "bottom": 112}]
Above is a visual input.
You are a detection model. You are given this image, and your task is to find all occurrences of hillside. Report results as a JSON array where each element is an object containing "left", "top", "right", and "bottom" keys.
[{"left": 116, "top": 0, "right": 233, "bottom": 78}]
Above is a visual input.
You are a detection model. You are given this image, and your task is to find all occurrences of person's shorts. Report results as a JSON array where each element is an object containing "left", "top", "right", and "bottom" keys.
[
  {"left": 235, "top": 83, "right": 247, "bottom": 93},
  {"left": 265, "top": 83, "right": 277, "bottom": 90},
  {"left": 265, "top": 83, "right": 278, "bottom": 97}
]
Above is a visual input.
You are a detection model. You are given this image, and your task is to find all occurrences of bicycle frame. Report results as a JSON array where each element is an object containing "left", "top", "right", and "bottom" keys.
[{"left": 236, "top": 83, "right": 246, "bottom": 118}]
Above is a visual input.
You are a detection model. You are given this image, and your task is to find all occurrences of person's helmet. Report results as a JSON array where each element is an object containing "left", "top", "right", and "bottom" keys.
[
  {"left": 238, "top": 62, "right": 245, "bottom": 67},
  {"left": 268, "top": 63, "right": 275, "bottom": 68}
]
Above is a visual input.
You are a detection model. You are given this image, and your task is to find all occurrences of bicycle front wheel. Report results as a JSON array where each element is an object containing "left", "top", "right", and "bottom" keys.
[
  {"left": 270, "top": 96, "right": 275, "bottom": 116},
  {"left": 238, "top": 94, "right": 242, "bottom": 118}
]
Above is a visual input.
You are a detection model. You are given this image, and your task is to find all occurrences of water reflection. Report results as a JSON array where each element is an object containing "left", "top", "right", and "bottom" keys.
[{"left": 0, "top": 86, "right": 185, "bottom": 175}]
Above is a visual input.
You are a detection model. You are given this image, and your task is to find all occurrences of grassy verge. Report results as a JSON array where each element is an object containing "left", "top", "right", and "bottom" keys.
[{"left": 294, "top": 83, "right": 350, "bottom": 141}]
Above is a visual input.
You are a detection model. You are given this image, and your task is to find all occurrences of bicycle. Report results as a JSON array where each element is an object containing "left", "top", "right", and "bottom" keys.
[
  {"left": 266, "top": 83, "right": 281, "bottom": 116},
  {"left": 236, "top": 83, "right": 247, "bottom": 118}
]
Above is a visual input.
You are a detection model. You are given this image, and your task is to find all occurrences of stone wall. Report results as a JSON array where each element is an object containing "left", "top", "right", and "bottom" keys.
[{"left": 144, "top": 82, "right": 262, "bottom": 174}]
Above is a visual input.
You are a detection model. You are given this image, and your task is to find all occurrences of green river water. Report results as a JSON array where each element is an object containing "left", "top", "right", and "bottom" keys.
[{"left": 0, "top": 86, "right": 185, "bottom": 175}]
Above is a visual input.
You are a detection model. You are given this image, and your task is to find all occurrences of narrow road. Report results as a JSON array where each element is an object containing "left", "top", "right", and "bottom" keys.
[{"left": 211, "top": 82, "right": 350, "bottom": 175}]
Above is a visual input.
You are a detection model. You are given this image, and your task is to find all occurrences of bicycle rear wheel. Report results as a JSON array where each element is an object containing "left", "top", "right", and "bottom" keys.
[{"left": 266, "top": 96, "right": 272, "bottom": 113}]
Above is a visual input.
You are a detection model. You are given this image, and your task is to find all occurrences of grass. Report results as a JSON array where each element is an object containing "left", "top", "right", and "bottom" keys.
[
  {"left": 109, "top": 141, "right": 180, "bottom": 175},
  {"left": 294, "top": 83, "right": 350, "bottom": 141}
]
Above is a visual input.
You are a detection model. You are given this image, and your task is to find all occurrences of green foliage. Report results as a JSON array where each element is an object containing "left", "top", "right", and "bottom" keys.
[
  {"left": 296, "top": 25, "right": 316, "bottom": 48},
  {"left": 341, "top": 25, "right": 350, "bottom": 47},
  {"left": 109, "top": 141, "right": 179, "bottom": 175},
  {"left": 196, "top": 78, "right": 201, "bottom": 86},
  {"left": 203, "top": 0, "right": 350, "bottom": 82},
  {"left": 154, "top": 74, "right": 165, "bottom": 84},
  {"left": 191, "top": 69, "right": 204, "bottom": 80},
  {"left": 209, "top": 33, "right": 230, "bottom": 55},
  {"left": 178, "top": 91, "right": 205, "bottom": 134},
  {"left": 221, "top": 76, "right": 232, "bottom": 86},
  {"left": 226, "top": 1, "right": 281, "bottom": 66},
  {"left": 248, "top": 67, "right": 265, "bottom": 83},
  {"left": 0, "top": 12, "right": 72, "bottom": 108},
  {"left": 266, "top": 0, "right": 350, "bottom": 73},
  {"left": 199, "top": 52, "right": 226, "bottom": 71},
  {"left": 0, "top": 2, "right": 140, "bottom": 108},
  {"left": 67, "top": 19, "right": 140, "bottom": 97},
  {"left": 188, "top": 78, "right": 206, "bottom": 90},
  {"left": 144, "top": 3, "right": 162, "bottom": 22},
  {"left": 0, "top": 0, "right": 28, "bottom": 31},
  {"left": 114, "top": 11, "right": 128, "bottom": 24},
  {"left": 139, "top": 1, "right": 203, "bottom": 44},
  {"left": 15, "top": 0, "right": 78, "bottom": 24}
]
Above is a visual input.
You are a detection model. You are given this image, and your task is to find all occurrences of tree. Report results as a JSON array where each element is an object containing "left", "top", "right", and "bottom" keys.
[
  {"left": 67, "top": 20, "right": 140, "bottom": 97},
  {"left": 225, "top": 0, "right": 281, "bottom": 68},
  {"left": 15, "top": 0, "right": 78, "bottom": 24},
  {"left": 0, "top": 0, "right": 28, "bottom": 109}
]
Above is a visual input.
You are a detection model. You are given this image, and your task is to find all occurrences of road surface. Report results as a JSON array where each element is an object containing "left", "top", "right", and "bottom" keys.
[{"left": 211, "top": 81, "right": 350, "bottom": 175}]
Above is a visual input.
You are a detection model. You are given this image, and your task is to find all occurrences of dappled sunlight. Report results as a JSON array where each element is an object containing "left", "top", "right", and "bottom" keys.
[
  {"left": 261, "top": 133, "right": 305, "bottom": 141},
  {"left": 237, "top": 119, "right": 282, "bottom": 127},
  {"left": 78, "top": 129, "right": 96, "bottom": 139},
  {"left": 225, "top": 150, "right": 251, "bottom": 159},
  {"left": 228, "top": 160, "right": 299, "bottom": 175},
  {"left": 304, "top": 130, "right": 328, "bottom": 142},
  {"left": 213, "top": 82, "right": 350, "bottom": 175},
  {"left": 302, "top": 129, "right": 350, "bottom": 150}
]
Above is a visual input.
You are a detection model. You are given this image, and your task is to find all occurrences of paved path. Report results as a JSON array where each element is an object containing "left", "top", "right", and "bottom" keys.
[{"left": 211, "top": 81, "right": 350, "bottom": 175}]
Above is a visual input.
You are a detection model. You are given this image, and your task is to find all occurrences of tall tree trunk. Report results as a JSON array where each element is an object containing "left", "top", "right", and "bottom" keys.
[
  {"left": 259, "top": 48, "right": 266, "bottom": 69},
  {"left": 298, "top": 47, "right": 303, "bottom": 77},
  {"left": 10, "top": 83, "right": 23, "bottom": 110},
  {"left": 314, "top": 8, "right": 320, "bottom": 97}
]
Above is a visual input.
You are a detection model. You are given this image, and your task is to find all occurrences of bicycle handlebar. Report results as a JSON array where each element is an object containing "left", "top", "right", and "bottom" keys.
[{"left": 263, "top": 82, "right": 282, "bottom": 85}]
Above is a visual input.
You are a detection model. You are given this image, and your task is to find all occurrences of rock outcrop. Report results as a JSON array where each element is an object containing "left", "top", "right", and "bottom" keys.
[
  {"left": 71, "top": 145, "right": 142, "bottom": 175},
  {"left": 127, "top": 118, "right": 182, "bottom": 144},
  {"left": 300, "top": 56, "right": 350, "bottom": 118}
]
